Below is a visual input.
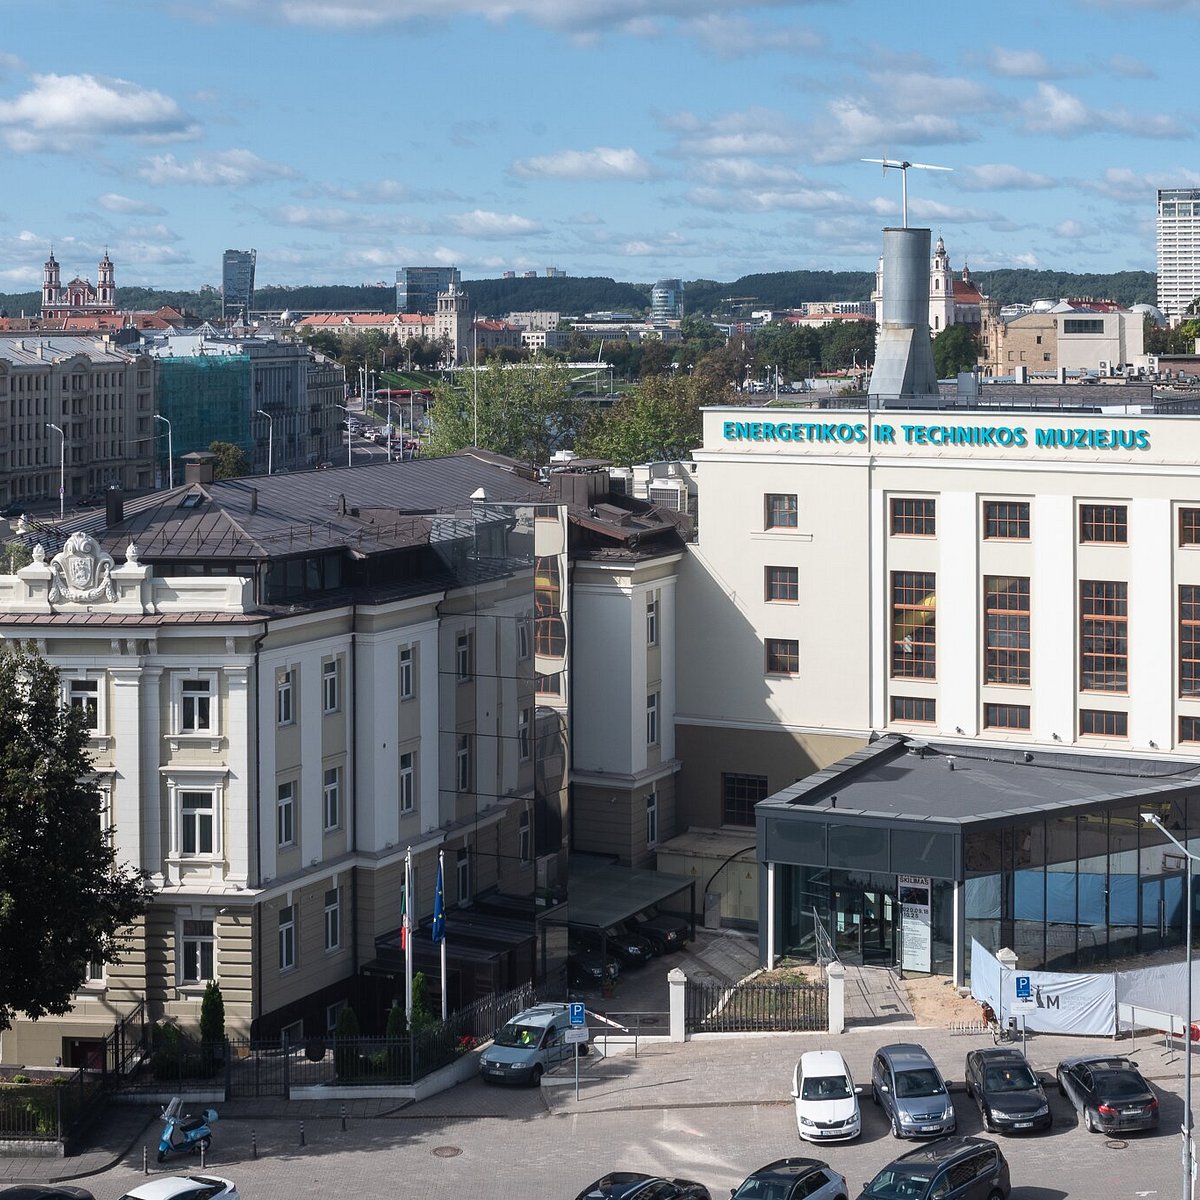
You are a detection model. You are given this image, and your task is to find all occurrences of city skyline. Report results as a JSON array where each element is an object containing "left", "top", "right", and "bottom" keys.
[{"left": 0, "top": 0, "right": 1195, "bottom": 291}]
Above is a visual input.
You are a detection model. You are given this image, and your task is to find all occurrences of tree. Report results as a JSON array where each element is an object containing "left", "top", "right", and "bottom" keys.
[
  {"left": 334, "top": 1002, "right": 362, "bottom": 1078},
  {"left": 578, "top": 375, "right": 709, "bottom": 466},
  {"left": 638, "top": 339, "right": 673, "bottom": 378},
  {"left": 0, "top": 643, "right": 152, "bottom": 1030},
  {"left": 932, "top": 324, "right": 981, "bottom": 378},
  {"left": 424, "top": 363, "right": 585, "bottom": 465},
  {"left": 410, "top": 971, "right": 437, "bottom": 1033},
  {"left": 200, "top": 980, "right": 225, "bottom": 1044},
  {"left": 208, "top": 441, "right": 250, "bottom": 479}
]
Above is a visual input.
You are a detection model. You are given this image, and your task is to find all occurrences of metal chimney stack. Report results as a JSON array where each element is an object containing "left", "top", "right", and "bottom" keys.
[{"left": 867, "top": 227, "right": 940, "bottom": 406}]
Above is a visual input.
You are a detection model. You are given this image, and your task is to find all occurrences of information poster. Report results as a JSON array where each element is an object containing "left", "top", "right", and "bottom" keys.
[{"left": 899, "top": 875, "right": 932, "bottom": 973}]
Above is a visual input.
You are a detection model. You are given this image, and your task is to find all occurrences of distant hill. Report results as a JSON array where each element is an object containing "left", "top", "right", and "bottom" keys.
[{"left": 0, "top": 269, "right": 1159, "bottom": 324}]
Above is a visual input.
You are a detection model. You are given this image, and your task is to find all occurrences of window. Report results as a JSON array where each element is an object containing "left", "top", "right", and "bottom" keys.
[
  {"left": 765, "top": 566, "right": 799, "bottom": 602},
  {"left": 1080, "top": 709, "right": 1127, "bottom": 737},
  {"left": 891, "top": 696, "right": 936, "bottom": 723},
  {"left": 519, "top": 810, "right": 531, "bottom": 864},
  {"left": 84, "top": 961, "right": 106, "bottom": 986},
  {"left": 456, "top": 847, "right": 470, "bottom": 904},
  {"left": 277, "top": 781, "right": 295, "bottom": 847},
  {"left": 646, "top": 593, "right": 659, "bottom": 646},
  {"left": 1064, "top": 318, "right": 1105, "bottom": 334},
  {"left": 1080, "top": 580, "right": 1128, "bottom": 691},
  {"left": 984, "top": 576, "right": 1030, "bottom": 685},
  {"left": 181, "top": 678, "right": 212, "bottom": 732},
  {"left": 721, "top": 773, "right": 768, "bottom": 825},
  {"left": 646, "top": 791, "right": 658, "bottom": 847},
  {"left": 279, "top": 904, "right": 296, "bottom": 971},
  {"left": 517, "top": 619, "right": 531, "bottom": 661},
  {"left": 518, "top": 707, "right": 532, "bottom": 762},
  {"left": 983, "top": 501, "right": 1029, "bottom": 540},
  {"left": 69, "top": 678, "right": 99, "bottom": 731},
  {"left": 1181, "top": 716, "right": 1200, "bottom": 742},
  {"left": 181, "top": 920, "right": 215, "bottom": 984},
  {"left": 326, "top": 1001, "right": 346, "bottom": 1032},
  {"left": 398, "top": 645, "right": 414, "bottom": 700},
  {"left": 322, "top": 766, "right": 341, "bottom": 831},
  {"left": 765, "top": 493, "right": 798, "bottom": 529},
  {"left": 322, "top": 659, "right": 340, "bottom": 714},
  {"left": 890, "top": 497, "right": 936, "bottom": 536},
  {"left": 456, "top": 736, "right": 471, "bottom": 792},
  {"left": 324, "top": 887, "right": 340, "bottom": 952},
  {"left": 646, "top": 692, "right": 659, "bottom": 746},
  {"left": 891, "top": 572, "right": 936, "bottom": 679},
  {"left": 456, "top": 631, "right": 472, "bottom": 681},
  {"left": 765, "top": 637, "right": 800, "bottom": 674},
  {"left": 1181, "top": 509, "right": 1200, "bottom": 546},
  {"left": 181, "top": 791, "right": 215, "bottom": 856},
  {"left": 1080, "top": 503, "right": 1127, "bottom": 544},
  {"left": 277, "top": 669, "right": 294, "bottom": 725},
  {"left": 399, "top": 751, "right": 415, "bottom": 813},
  {"left": 984, "top": 703, "right": 1031, "bottom": 730},
  {"left": 1182, "top": 586, "right": 1200, "bottom": 697}
]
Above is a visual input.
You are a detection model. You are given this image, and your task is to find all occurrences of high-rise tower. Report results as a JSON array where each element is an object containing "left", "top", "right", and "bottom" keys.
[
  {"left": 222, "top": 249, "right": 257, "bottom": 321},
  {"left": 1157, "top": 189, "right": 1200, "bottom": 320}
]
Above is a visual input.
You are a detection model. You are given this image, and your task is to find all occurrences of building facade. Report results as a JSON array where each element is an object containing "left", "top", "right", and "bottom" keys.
[
  {"left": 978, "top": 307, "right": 1145, "bottom": 378},
  {"left": 1157, "top": 188, "right": 1200, "bottom": 320},
  {"left": 651, "top": 280, "right": 684, "bottom": 325},
  {"left": 397, "top": 267, "right": 461, "bottom": 316},
  {"left": 41, "top": 251, "right": 117, "bottom": 320},
  {"left": 222, "top": 250, "right": 257, "bottom": 321}
]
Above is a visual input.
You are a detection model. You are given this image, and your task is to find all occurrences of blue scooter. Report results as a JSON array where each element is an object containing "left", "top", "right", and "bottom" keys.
[{"left": 157, "top": 1095, "right": 218, "bottom": 1163}]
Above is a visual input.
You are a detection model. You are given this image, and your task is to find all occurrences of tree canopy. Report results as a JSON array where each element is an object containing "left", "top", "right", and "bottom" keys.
[
  {"left": 0, "top": 644, "right": 152, "bottom": 1030},
  {"left": 209, "top": 441, "right": 250, "bottom": 479},
  {"left": 932, "top": 324, "right": 982, "bottom": 378}
]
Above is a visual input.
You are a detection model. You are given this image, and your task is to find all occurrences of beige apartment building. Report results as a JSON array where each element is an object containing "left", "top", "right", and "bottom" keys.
[{"left": 979, "top": 304, "right": 1145, "bottom": 377}]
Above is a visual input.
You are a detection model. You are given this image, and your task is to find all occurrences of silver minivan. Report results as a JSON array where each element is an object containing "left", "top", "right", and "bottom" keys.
[
  {"left": 871, "top": 1043, "right": 956, "bottom": 1139},
  {"left": 478, "top": 1003, "right": 579, "bottom": 1085}
]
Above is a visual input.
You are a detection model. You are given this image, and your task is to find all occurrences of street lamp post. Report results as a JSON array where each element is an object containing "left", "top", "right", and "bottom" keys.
[
  {"left": 153, "top": 414, "right": 174, "bottom": 488},
  {"left": 335, "top": 404, "right": 353, "bottom": 467},
  {"left": 255, "top": 409, "right": 274, "bottom": 475},
  {"left": 386, "top": 397, "right": 396, "bottom": 464},
  {"left": 45, "top": 422, "right": 65, "bottom": 521},
  {"left": 1143, "top": 810, "right": 1195, "bottom": 1200}
]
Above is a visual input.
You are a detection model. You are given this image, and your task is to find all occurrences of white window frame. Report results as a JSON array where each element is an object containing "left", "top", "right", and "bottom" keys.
[
  {"left": 67, "top": 676, "right": 102, "bottom": 733},
  {"left": 456, "top": 847, "right": 470, "bottom": 905},
  {"left": 399, "top": 750, "right": 415, "bottom": 813},
  {"left": 180, "top": 918, "right": 216, "bottom": 985},
  {"left": 398, "top": 645, "right": 414, "bottom": 700},
  {"left": 519, "top": 809, "right": 531, "bottom": 865},
  {"left": 180, "top": 789, "right": 218, "bottom": 857},
  {"left": 180, "top": 676, "right": 214, "bottom": 733},
  {"left": 518, "top": 707, "right": 532, "bottom": 762},
  {"left": 171, "top": 670, "right": 218, "bottom": 738},
  {"left": 279, "top": 904, "right": 296, "bottom": 972},
  {"left": 324, "top": 887, "right": 341, "bottom": 952},
  {"left": 517, "top": 616, "right": 531, "bottom": 661},
  {"left": 456, "top": 631, "right": 472, "bottom": 681},
  {"left": 322, "top": 658, "right": 340, "bottom": 715},
  {"left": 456, "top": 736, "right": 471, "bottom": 792},
  {"left": 322, "top": 765, "right": 342, "bottom": 832},
  {"left": 646, "top": 593, "right": 659, "bottom": 647},
  {"left": 277, "top": 668, "right": 295, "bottom": 726},
  {"left": 646, "top": 692, "right": 660, "bottom": 746},
  {"left": 277, "top": 780, "right": 296, "bottom": 848},
  {"left": 646, "top": 790, "right": 659, "bottom": 848}
]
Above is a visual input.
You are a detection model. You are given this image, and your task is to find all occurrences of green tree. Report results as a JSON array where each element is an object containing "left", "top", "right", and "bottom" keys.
[
  {"left": 0, "top": 643, "right": 152, "bottom": 1030},
  {"left": 638, "top": 339, "right": 673, "bottom": 378},
  {"left": 577, "top": 375, "right": 710, "bottom": 466},
  {"left": 424, "top": 363, "right": 585, "bottom": 465},
  {"left": 334, "top": 1002, "right": 362, "bottom": 1078},
  {"left": 410, "top": 971, "right": 437, "bottom": 1033},
  {"left": 200, "top": 980, "right": 225, "bottom": 1044},
  {"left": 208, "top": 441, "right": 250, "bottom": 479},
  {"left": 932, "top": 324, "right": 981, "bottom": 378}
]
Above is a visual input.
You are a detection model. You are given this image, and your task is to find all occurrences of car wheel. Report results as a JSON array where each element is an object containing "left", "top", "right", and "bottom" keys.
[
  {"left": 1057, "top": 1076, "right": 1067, "bottom": 1096},
  {"left": 1084, "top": 1108, "right": 1097, "bottom": 1133},
  {"left": 981, "top": 1106, "right": 994, "bottom": 1133},
  {"left": 530, "top": 1065, "right": 544, "bottom": 1086},
  {"left": 987, "top": 1192, "right": 1005, "bottom": 1200},
  {"left": 891, "top": 1114, "right": 904, "bottom": 1139}
]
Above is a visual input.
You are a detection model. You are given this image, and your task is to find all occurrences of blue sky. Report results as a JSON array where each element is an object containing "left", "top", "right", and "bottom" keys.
[{"left": 0, "top": 0, "right": 1195, "bottom": 293}]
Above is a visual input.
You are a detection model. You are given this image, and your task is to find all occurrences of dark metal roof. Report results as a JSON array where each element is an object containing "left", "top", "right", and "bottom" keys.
[{"left": 566, "top": 855, "right": 696, "bottom": 929}]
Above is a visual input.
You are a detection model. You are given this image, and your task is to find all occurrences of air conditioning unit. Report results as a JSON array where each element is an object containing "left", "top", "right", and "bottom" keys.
[{"left": 648, "top": 482, "right": 688, "bottom": 512}]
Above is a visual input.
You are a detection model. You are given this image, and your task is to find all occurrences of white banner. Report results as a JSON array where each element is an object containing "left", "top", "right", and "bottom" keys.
[{"left": 899, "top": 875, "right": 931, "bottom": 973}]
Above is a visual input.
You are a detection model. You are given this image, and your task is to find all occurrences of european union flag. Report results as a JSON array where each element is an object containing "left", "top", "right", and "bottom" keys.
[{"left": 432, "top": 857, "right": 445, "bottom": 944}]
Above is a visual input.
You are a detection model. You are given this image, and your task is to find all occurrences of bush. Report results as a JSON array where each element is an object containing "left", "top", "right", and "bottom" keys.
[
  {"left": 333, "top": 1004, "right": 361, "bottom": 1080},
  {"left": 151, "top": 1022, "right": 185, "bottom": 1082},
  {"left": 200, "top": 981, "right": 225, "bottom": 1074},
  {"left": 410, "top": 972, "right": 437, "bottom": 1033},
  {"left": 385, "top": 1003, "right": 407, "bottom": 1078}
]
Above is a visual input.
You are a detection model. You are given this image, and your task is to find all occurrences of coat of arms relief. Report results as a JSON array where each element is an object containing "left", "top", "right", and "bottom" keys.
[{"left": 47, "top": 532, "right": 117, "bottom": 604}]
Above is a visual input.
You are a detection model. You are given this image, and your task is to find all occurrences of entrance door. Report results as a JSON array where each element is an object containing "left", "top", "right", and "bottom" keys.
[{"left": 833, "top": 884, "right": 896, "bottom": 965}]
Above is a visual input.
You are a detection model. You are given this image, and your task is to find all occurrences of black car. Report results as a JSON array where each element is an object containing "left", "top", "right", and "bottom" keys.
[
  {"left": 571, "top": 925, "right": 654, "bottom": 969},
  {"left": 732, "top": 1157, "right": 848, "bottom": 1200},
  {"left": 574, "top": 1174, "right": 709, "bottom": 1200},
  {"left": 857, "top": 1136, "right": 1010, "bottom": 1200},
  {"left": 1056, "top": 1054, "right": 1159, "bottom": 1134},
  {"left": 1, "top": 1189, "right": 96, "bottom": 1200},
  {"left": 964, "top": 1048, "right": 1051, "bottom": 1134},
  {"left": 567, "top": 950, "right": 620, "bottom": 989},
  {"left": 622, "top": 907, "right": 690, "bottom": 954}
]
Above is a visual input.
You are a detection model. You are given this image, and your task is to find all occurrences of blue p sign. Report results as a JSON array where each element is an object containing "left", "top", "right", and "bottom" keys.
[
  {"left": 1015, "top": 975, "right": 1031, "bottom": 1000},
  {"left": 568, "top": 1002, "right": 586, "bottom": 1026}
]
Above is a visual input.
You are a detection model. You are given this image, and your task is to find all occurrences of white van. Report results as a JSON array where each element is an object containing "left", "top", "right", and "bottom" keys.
[{"left": 478, "top": 1003, "right": 581, "bottom": 1085}]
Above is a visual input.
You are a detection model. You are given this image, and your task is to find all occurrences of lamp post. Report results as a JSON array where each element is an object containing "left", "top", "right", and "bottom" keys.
[
  {"left": 153, "top": 414, "right": 174, "bottom": 489},
  {"left": 386, "top": 397, "right": 396, "bottom": 463},
  {"left": 335, "top": 403, "right": 353, "bottom": 467},
  {"left": 45, "top": 422, "right": 65, "bottom": 521},
  {"left": 1143, "top": 810, "right": 1195, "bottom": 1200},
  {"left": 256, "top": 408, "right": 273, "bottom": 476}
]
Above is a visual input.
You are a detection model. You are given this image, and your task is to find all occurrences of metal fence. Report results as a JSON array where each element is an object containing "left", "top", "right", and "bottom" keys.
[{"left": 685, "top": 979, "right": 828, "bottom": 1034}]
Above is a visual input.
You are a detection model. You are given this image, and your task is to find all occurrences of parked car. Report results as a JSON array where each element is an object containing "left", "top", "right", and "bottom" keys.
[
  {"left": 1056, "top": 1054, "right": 1159, "bottom": 1134},
  {"left": 478, "top": 1002, "right": 581, "bottom": 1086},
  {"left": 871, "top": 1044, "right": 956, "bottom": 1139},
  {"left": 0, "top": 503, "right": 29, "bottom": 519},
  {"left": 792, "top": 1049, "right": 861, "bottom": 1142},
  {"left": 622, "top": 906, "right": 689, "bottom": 954},
  {"left": 571, "top": 925, "right": 654, "bottom": 969},
  {"left": 573, "top": 1173, "right": 709, "bottom": 1200},
  {"left": 567, "top": 949, "right": 621, "bottom": 989},
  {"left": 1, "top": 1188, "right": 95, "bottom": 1200},
  {"left": 857, "top": 1136, "right": 1009, "bottom": 1200},
  {"left": 116, "top": 1177, "right": 240, "bottom": 1200},
  {"left": 964, "top": 1048, "right": 1051, "bottom": 1134},
  {"left": 733, "top": 1157, "right": 848, "bottom": 1200}
]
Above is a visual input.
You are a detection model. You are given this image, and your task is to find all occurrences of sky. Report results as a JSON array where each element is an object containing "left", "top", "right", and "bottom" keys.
[{"left": 0, "top": 0, "right": 1196, "bottom": 294}]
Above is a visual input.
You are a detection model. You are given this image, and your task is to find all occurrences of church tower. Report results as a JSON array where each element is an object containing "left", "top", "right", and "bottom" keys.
[
  {"left": 929, "top": 235, "right": 955, "bottom": 333},
  {"left": 42, "top": 250, "right": 61, "bottom": 314},
  {"left": 435, "top": 282, "right": 471, "bottom": 367},
  {"left": 97, "top": 250, "right": 115, "bottom": 308}
]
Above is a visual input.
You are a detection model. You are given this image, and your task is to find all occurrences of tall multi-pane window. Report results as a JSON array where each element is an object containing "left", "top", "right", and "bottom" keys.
[
  {"left": 984, "top": 576, "right": 1031, "bottom": 685},
  {"left": 646, "top": 692, "right": 659, "bottom": 745},
  {"left": 1181, "top": 585, "right": 1200, "bottom": 697},
  {"left": 399, "top": 751, "right": 415, "bottom": 813},
  {"left": 181, "top": 678, "right": 211, "bottom": 732},
  {"left": 322, "top": 766, "right": 341, "bottom": 831},
  {"left": 277, "top": 669, "right": 294, "bottom": 725},
  {"left": 278, "top": 905, "right": 296, "bottom": 971},
  {"left": 1181, "top": 508, "right": 1200, "bottom": 546},
  {"left": 517, "top": 619, "right": 531, "bottom": 661},
  {"left": 722, "top": 773, "right": 768, "bottom": 826},
  {"left": 765, "top": 638, "right": 800, "bottom": 674},
  {"left": 646, "top": 593, "right": 659, "bottom": 646},
  {"left": 322, "top": 659, "right": 339, "bottom": 714},
  {"left": 518, "top": 707, "right": 532, "bottom": 762},
  {"left": 983, "top": 501, "right": 1030, "bottom": 540},
  {"left": 890, "top": 497, "right": 936, "bottom": 536},
  {"left": 456, "top": 848, "right": 470, "bottom": 903},
  {"left": 181, "top": 791, "right": 215, "bottom": 855},
  {"left": 765, "top": 566, "right": 799, "bottom": 602},
  {"left": 764, "top": 493, "right": 798, "bottom": 529},
  {"left": 323, "top": 888, "right": 340, "bottom": 952},
  {"left": 398, "top": 646, "right": 414, "bottom": 699},
  {"left": 646, "top": 791, "right": 658, "bottom": 847},
  {"left": 891, "top": 572, "right": 936, "bottom": 678},
  {"left": 1080, "top": 504, "right": 1128, "bottom": 544},
  {"left": 180, "top": 920, "right": 215, "bottom": 983},
  {"left": 69, "top": 678, "right": 100, "bottom": 730},
  {"left": 456, "top": 736, "right": 471, "bottom": 792},
  {"left": 1080, "top": 581, "right": 1128, "bottom": 691},
  {"left": 456, "top": 632, "right": 472, "bottom": 681},
  {"left": 277, "top": 782, "right": 295, "bottom": 847},
  {"left": 519, "top": 810, "right": 531, "bottom": 864}
]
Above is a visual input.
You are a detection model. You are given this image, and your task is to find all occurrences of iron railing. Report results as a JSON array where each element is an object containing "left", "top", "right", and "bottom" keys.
[{"left": 685, "top": 979, "right": 828, "bottom": 1034}]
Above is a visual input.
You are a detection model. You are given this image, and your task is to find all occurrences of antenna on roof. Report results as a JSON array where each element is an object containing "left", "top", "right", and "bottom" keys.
[{"left": 860, "top": 157, "right": 953, "bottom": 228}]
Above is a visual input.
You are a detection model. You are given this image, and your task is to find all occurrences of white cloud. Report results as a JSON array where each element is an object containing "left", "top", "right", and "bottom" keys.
[
  {"left": 687, "top": 14, "right": 821, "bottom": 57},
  {"left": 695, "top": 159, "right": 807, "bottom": 186},
  {"left": 97, "top": 193, "right": 167, "bottom": 215},
  {"left": 868, "top": 70, "right": 995, "bottom": 113},
  {"left": 958, "top": 164, "right": 1057, "bottom": 191},
  {"left": 0, "top": 73, "right": 199, "bottom": 152},
  {"left": 1084, "top": 165, "right": 1200, "bottom": 202},
  {"left": 1107, "top": 53, "right": 1155, "bottom": 78},
  {"left": 664, "top": 108, "right": 805, "bottom": 159},
  {"left": 138, "top": 149, "right": 297, "bottom": 187},
  {"left": 262, "top": 205, "right": 425, "bottom": 233},
  {"left": 446, "top": 210, "right": 543, "bottom": 237},
  {"left": 869, "top": 197, "right": 999, "bottom": 223},
  {"left": 808, "top": 97, "right": 978, "bottom": 163},
  {"left": 987, "top": 47, "right": 1067, "bottom": 79},
  {"left": 1021, "top": 82, "right": 1190, "bottom": 138},
  {"left": 1054, "top": 219, "right": 1088, "bottom": 238},
  {"left": 686, "top": 185, "right": 854, "bottom": 213},
  {"left": 120, "top": 223, "right": 182, "bottom": 243},
  {"left": 510, "top": 146, "right": 654, "bottom": 180}
]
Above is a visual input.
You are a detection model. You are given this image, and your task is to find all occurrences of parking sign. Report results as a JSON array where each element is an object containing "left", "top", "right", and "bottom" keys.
[
  {"left": 1015, "top": 975, "right": 1031, "bottom": 1000},
  {"left": 568, "top": 1002, "right": 586, "bottom": 1026}
]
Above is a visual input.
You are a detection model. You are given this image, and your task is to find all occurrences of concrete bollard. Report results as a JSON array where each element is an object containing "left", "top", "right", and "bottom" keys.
[
  {"left": 668, "top": 966, "right": 687, "bottom": 1042},
  {"left": 143, "top": 1146, "right": 148, "bottom": 1174},
  {"left": 200, "top": 1142, "right": 206, "bottom": 1169},
  {"left": 251, "top": 1130, "right": 257, "bottom": 1160},
  {"left": 340, "top": 1104, "right": 347, "bottom": 1132},
  {"left": 300, "top": 1120, "right": 306, "bottom": 1147},
  {"left": 826, "top": 961, "right": 846, "bottom": 1035}
]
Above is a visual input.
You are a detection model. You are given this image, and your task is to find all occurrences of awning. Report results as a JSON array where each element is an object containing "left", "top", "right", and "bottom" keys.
[{"left": 566, "top": 855, "right": 696, "bottom": 931}]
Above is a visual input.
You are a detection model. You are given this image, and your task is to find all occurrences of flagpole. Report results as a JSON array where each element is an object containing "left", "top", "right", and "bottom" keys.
[
  {"left": 404, "top": 847, "right": 414, "bottom": 1026},
  {"left": 439, "top": 849, "right": 448, "bottom": 1021}
]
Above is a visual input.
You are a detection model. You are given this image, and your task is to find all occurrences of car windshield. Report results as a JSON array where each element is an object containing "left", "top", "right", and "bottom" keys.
[
  {"left": 732, "top": 1177, "right": 797, "bottom": 1200},
  {"left": 985, "top": 1065, "right": 1038, "bottom": 1092},
  {"left": 802, "top": 1073, "right": 853, "bottom": 1100},
  {"left": 1094, "top": 1071, "right": 1149, "bottom": 1098},
  {"left": 494, "top": 1022, "right": 541, "bottom": 1048},
  {"left": 895, "top": 1068, "right": 945, "bottom": 1098},
  {"left": 864, "top": 1167, "right": 932, "bottom": 1200}
]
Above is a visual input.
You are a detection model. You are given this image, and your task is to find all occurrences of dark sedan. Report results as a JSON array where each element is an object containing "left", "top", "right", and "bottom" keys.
[
  {"left": 964, "top": 1048, "right": 1051, "bottom": 1134},
  {"left": 573, "top": 1174, "right": 709, "bottom": 1200},
  {"left": 622, "top": 907, "right": 690, "bottom": 954},
  {"left": 2, "top": 1189, "right": 96, "bottom": 1200},
  {"left": 733, "top": 1157, "right": 848, "bottom": 1200},
  {"left": 571, "top": 925, "right": 654, "bottom": 969},
  {"left": 1056, "top": 1054, "right": 1159, "bottom": 1134},
  {"left": 567, "top": 950, "right": 620, "bottom": 989}
]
